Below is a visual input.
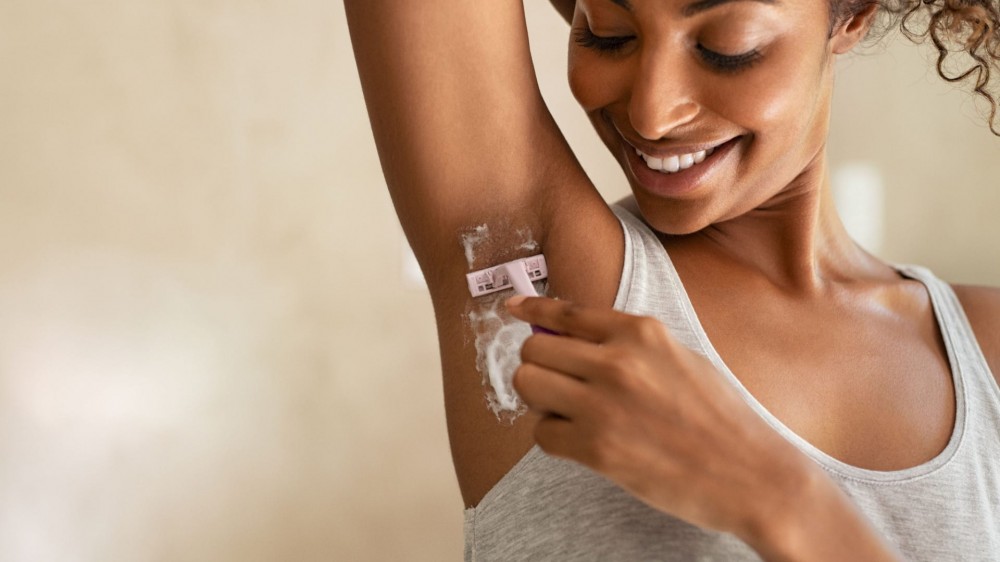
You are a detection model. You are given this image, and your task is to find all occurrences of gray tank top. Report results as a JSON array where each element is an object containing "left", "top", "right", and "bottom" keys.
[{"left": 463, "top": 206, "right": 1000, "bottom": 561}]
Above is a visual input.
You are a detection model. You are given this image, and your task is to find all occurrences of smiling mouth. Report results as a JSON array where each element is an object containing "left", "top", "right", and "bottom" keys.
[{"left": 632, "top": 146, "right": 720, "bottom": 174}]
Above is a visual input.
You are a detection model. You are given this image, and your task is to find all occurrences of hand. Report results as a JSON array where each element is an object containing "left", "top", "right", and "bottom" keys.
[{"left": 506, "top": 295, "right": 816, "bottom": 540}]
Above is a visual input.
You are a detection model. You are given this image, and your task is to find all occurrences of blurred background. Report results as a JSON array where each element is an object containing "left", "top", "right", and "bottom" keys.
[{"left": 0, "top": 1, "right": 997, "bottom": 561}]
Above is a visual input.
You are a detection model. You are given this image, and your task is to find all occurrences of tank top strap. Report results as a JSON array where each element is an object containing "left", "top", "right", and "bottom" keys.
[
  {"left": 610, "top": 205, "right": 705, "bottom": 354},
  {"left": 893, "top": 263, "right": 1000, "bottom": 413}
]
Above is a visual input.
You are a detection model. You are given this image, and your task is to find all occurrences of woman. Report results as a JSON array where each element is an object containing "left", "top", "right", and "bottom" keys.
[{"left": 345, "top": 0, "right": 1000, "bottom": 559}]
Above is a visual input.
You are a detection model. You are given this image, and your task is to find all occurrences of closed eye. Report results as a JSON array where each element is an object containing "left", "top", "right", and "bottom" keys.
[
  {"left": 696, "top": 44, "right": 762, "bottom": 73},
  {"left": 573, "top": 27, "right": 635, "bottom": 54}
]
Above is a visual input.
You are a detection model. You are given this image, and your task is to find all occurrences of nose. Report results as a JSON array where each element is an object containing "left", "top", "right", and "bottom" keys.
[{"left": 627, "top": 52, "right": 700, "bottom": 140}]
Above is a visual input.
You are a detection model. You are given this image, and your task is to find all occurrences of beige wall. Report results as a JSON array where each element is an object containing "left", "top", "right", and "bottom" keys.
[
  {"left": 0, "top": 2, "right": 996, "bottom": 561},
  {"left": 828, "top": 37, "right": 1000, "bottom": 283}
]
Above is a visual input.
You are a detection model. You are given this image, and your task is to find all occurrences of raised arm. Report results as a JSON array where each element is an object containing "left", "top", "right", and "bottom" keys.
[{"left": 344, "top": 0, "right": 622, "bottom": 506}]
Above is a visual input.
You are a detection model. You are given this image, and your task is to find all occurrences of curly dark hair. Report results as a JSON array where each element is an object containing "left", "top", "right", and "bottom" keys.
[{"left": 835, "top": 0, "right": 1000, "bottom": 135}]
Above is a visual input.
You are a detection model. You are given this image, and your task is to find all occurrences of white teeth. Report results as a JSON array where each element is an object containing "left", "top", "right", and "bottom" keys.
[
  {"left": 636, "top": 144, "right": 719, "bottom": 174},
  {"left": 663, "top": 155, "right": 680, "bottom": 173}
]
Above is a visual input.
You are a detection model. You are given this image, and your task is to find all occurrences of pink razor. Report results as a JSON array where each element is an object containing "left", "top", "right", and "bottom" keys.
[
  {"left": 466, "top": 255, "right": 558, "bottom": 335},
  {"left": 466, "top": 255, "right": 547, "bottom": 298}
]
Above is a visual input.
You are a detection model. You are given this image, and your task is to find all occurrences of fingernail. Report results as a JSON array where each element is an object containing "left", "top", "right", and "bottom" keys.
[{"left": 506, "top": 295, "right": 527, "bottom": 308}]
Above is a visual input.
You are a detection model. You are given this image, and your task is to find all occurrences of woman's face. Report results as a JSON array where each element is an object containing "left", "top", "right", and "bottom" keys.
[{"left": 568, "top": 0, "right": 846, "bottom": 234}]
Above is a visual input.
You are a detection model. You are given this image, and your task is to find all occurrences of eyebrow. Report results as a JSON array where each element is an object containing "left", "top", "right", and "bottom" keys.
[
  {"left": 608, "top": 0, "right": 777, "bottom": 16},
  {"left": 682, "top": 0, "right": 777, "bottom": 16}
]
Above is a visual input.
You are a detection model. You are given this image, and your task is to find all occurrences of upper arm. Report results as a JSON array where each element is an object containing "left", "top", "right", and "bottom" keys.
[
  {"left": 344, "top": 0, "right": 544, "bottom": 239},
  {"left": 344, "top": 0, "right": 610, "bottom": 288},
  {"left": 952, "top": 284, "right": 1000, "bottom": 388}
]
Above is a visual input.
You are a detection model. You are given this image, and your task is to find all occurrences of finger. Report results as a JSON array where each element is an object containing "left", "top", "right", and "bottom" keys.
[
  {"left": 520, "top": 333, "right": 611, "bottom": 383},
  {"left": 506, "top": 296, "right": 621, "bottom": 343},
  {"left": 513, "top": 362, "right": 590, "bottom": 419}
]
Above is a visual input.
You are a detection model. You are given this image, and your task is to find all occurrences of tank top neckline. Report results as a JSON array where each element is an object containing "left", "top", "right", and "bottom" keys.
[{"left": 629, "top": 218, "right": 969, "bottom": 484}]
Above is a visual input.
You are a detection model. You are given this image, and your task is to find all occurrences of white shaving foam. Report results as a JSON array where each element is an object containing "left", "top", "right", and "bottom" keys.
[
  {"left": 467, "top": 298, "right": 531, "bottom": 421},
  {"left": 460, "top": 223, "right": 543, "bottom": 422},
  {"left": 461, "top": 225, "right": 490, "bottom": 269},
  {"left": 516, "top": 227, "right": 539, "bottom": 252}
]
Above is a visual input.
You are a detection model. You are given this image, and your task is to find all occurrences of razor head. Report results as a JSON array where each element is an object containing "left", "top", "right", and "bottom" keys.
[{"left": 466, "top": 255, "right": 548, "bottom": 298}]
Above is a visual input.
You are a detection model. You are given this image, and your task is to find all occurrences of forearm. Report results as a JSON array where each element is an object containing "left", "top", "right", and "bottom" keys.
[
  {"left": 741, "top": 463, "right": 905, "bottom": 562},
  {"left": 510, "top": 295, "right": 908, "bottom": 559}
]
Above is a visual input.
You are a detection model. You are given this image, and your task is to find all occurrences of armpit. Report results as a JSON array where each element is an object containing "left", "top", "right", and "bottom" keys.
[{"left": 459, "top": 222, "right": 547, "bottom": 422}]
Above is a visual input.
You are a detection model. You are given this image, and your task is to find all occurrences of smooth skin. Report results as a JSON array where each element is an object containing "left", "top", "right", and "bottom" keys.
[{"left": 345, "top": 0, "right": 1000, "bottom": 559}]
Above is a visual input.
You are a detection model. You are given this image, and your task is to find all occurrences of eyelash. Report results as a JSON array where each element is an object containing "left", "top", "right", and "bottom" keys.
[
  {"left": 695, "top": 44, "right": 763, "bottom": 73},
  {"left": 572, "top": 27, "right": 762, "bottom": 73},
  {"left": 572, "top": 27, "right": 634, "bottom": 54}
]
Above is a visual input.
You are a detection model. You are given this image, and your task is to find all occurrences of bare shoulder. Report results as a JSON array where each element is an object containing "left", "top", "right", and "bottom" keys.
[{"left": 952, "top": 284, "right": 1000, "bottom": 384}]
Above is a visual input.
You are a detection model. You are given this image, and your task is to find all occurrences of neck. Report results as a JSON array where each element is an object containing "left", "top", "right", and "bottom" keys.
[{"left": 687, "top": 152, "right": 888, "bottom": 294}]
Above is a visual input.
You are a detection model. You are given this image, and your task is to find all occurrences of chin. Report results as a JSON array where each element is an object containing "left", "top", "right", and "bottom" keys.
[{"left": 629, "top": 193, "right": 719, "bottom": 237}]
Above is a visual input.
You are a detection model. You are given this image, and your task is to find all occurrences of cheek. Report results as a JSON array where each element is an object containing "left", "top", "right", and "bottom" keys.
[
  {"left": 717, "top": 47, "right": 828, "bottom": 137},
  {"left": 568, "top": 52, "right": 630, "bottom": 112},
  {"left": 726, "top": 80, "right": 807, "bottom": 143},
  {"left": 717, "top": 49, "right": 831, "bottom": 204}
]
